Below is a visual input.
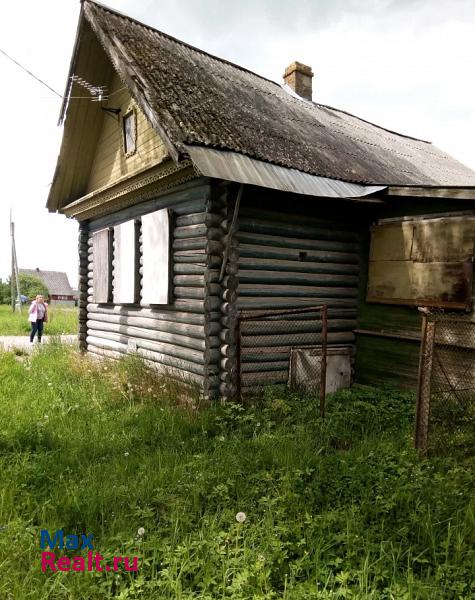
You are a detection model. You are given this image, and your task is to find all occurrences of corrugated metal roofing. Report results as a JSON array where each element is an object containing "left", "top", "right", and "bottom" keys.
[
  {"left": 187, "top": 146, "right": 386, "bottom": 199},
  {"left": 81, "top": 0, "right": 475, "bottom": 187}
]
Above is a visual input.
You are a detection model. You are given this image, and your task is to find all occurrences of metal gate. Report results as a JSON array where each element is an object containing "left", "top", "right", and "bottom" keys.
[{"left": 415, "top": 311, "right": 475, "bottom": 454}]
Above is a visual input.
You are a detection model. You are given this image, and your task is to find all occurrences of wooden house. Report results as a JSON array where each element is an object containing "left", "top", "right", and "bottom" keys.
[
  {"left": 47, "top": 0, "right": 475, "bottom": 398},
  {"left": 20, "top": 268, "right": 75, "bottom": 305}
]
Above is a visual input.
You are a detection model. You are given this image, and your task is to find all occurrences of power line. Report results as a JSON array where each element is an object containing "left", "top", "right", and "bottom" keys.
[
  {"left": 0, "top": 47, "right": 62, "bottom": 98},
  {"left": 0, "top": 47, "right": 125, "bottom": 102}
]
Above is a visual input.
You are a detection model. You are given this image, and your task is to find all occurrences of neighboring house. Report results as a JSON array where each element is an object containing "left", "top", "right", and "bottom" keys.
[
  {"left": 20, "top": 269, "right": 75, "bottom": 305},
  {"left": 47, "top": 0, "right": 475, "bottom": 398}
]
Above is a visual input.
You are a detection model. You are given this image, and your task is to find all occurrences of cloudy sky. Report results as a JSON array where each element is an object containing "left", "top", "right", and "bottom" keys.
[{"left": 0, "top": 0, "right": 474, "bottom": 288}]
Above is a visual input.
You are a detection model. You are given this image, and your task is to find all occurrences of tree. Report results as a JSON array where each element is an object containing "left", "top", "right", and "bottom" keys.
[{"left": 0, "top": 274, "right": 49, "bottom": 304}]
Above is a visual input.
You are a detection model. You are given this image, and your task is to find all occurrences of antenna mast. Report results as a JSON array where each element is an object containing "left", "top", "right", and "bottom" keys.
[{"left": 10, "top": 210, "right": 21, "bottom": 313}]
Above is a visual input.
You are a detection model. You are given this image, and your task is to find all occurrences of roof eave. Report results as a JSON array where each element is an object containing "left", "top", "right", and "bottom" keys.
[
  {"left": 388, "top": 185, "right": 475, "bottom": 200},
  {"left": 83, "top": 0, "right": 181, "bottom": 164}
]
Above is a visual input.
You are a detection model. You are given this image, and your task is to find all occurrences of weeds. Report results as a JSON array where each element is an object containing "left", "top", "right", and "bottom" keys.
[
  {"left": 0, "top": 304, "right": 78, "bottom": 336},
  {"left": 0, "top": 344, "right": 473, "bottom": 599}
]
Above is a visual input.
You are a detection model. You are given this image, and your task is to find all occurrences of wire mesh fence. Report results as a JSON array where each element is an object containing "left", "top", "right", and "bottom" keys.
[
  {"left": 415, "top": 311, "right": 475, "bottom": 455},
  {"left": 236, "top": 305, "right": 328, "bottom": 416}
]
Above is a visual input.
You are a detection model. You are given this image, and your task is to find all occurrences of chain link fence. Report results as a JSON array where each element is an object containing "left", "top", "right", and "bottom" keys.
[
  {"left": 236, "top": 305, "right": 328, "bottom": 416},
  {"left": 415, "top": 311, "right": 475, "bottom": 455}
]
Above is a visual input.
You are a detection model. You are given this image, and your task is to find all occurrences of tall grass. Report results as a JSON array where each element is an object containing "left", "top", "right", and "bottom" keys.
[
  {"left": 0, "top": 304, "right": 78, "bottom": 336},
  {"left": 0, "top": 344, "right": 473, "bottom": 599}
]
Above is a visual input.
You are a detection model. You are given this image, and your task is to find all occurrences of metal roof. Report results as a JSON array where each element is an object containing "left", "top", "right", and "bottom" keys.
[{"left": 187, "top": 146, "right": 386, "bottom": 200}]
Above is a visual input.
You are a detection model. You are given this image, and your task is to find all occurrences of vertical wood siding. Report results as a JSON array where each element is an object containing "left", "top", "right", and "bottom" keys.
[{"left": 86, "top": 72, "right": 168, "bottom": 194}]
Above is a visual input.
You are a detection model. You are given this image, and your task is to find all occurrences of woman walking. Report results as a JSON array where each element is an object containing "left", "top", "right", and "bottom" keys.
[{"left": 29, "top": 295, "right": 48, "bottom": 343}]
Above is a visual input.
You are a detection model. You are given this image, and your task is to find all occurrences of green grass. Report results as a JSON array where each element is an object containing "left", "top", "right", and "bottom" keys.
[
  {"left": 0, "top": 304, "right": 78, "bottom": 336},
  {"left": 0, "top": 344, "right": 473, "bottom": 599}
]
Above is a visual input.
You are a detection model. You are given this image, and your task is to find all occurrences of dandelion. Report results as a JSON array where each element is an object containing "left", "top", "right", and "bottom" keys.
[
  {"left": 124, "top": 451, "right": 130, "bottom": 457},
  {"left": 137, "top": 527, "right": 145, "bottom": 537},
  {"left": 235, "top": 512, "right": 246, "bottom": 523},
  {"left": 257, "top": 554, "right": 266, "bottom": 562}
]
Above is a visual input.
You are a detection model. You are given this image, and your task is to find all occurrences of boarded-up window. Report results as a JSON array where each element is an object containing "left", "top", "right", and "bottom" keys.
[
  {"left": 367, "top": 215, "right": 475, "bottom": 309},
  {"left": 123, "top": 110, "right": 136, "bottom": 155},
  {"left": 113, "top": 220, "right": 138, "bottom": 304},
  {"left": 141, "top": 209, "right": 171, "bottom": 305},
  {"left": 92, "top": 228, "right": 113, "bottom": 303}
]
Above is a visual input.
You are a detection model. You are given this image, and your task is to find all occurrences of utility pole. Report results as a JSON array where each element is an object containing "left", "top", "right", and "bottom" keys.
[{"left": 10, "top": 210, "right": 21, "bottom": 313}]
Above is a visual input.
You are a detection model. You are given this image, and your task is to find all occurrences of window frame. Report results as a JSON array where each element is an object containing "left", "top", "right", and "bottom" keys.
[{"left": 122, "top": 108, "right": 137, "bottom": 157}]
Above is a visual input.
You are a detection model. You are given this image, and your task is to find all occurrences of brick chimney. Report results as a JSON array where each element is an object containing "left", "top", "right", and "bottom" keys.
[{"left": 283, "top": 62, "right": 314, "bottom": 101}]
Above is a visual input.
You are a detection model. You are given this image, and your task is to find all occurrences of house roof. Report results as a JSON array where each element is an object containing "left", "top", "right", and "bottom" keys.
[
  {"left": 75, "top": 0, "right": 475, "bottom": 189},
  {"left": 20, "top": 269, "right": 74, "bottom": 297}
]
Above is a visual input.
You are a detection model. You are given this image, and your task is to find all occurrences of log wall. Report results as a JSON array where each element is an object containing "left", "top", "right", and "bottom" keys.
[
  {"left": 85, "top": 180, "right": 224, "bottom": 396},
  {"left": 233, "top": 201, "right": 361, "bottom": 393}
]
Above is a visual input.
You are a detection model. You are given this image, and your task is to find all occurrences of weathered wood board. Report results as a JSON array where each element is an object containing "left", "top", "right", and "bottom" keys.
[
  {"left": 368, "top": 216, "right": 475, "bottom": 308},
  {"left": 113, "top": 220, "right": 136, "bottom": 304},
  {"left": 141, "top": 209, "right": 170, "bottom": 305},
  {"left": 92, "top": 228, "right": 111, "bottom": 303}
]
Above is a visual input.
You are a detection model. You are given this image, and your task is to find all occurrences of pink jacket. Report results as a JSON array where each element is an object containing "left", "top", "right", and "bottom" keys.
[{"left": 28, "top": 301, "right": 48, "bottom": 323}]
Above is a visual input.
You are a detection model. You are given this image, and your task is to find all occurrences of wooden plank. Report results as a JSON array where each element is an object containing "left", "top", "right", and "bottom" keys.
[
  {"left": 92, "top": 229, "right": 111, "bottom": 303},
  {"left": 367, "top": 260, "right": 473, "bottom": 308},
  {"left": 141, "top": 209, "right": 170, "bottom": 304},
  {"left": 113, "top": 220, "right": 136, "bottom": 303}
]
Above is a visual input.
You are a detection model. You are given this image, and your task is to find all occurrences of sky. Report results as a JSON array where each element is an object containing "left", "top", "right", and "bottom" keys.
[{"left": 0, "top": 0, "right": 474, "bottom": 288}]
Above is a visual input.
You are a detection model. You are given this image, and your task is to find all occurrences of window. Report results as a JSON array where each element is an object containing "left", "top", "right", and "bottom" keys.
[
  {"left": 141, "top": 209, "right": 171, "bottom": 305},
  {"left": 367, "top": 215, "right": 475, "bottom": 309},
  {"left": 92, "top": 228, "right": 113, "bottom": 303},
  {"left": 122, "top": 110, "right": 136, "bottom": 155}
]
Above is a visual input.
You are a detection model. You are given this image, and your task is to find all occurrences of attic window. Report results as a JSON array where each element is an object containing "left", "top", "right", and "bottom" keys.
[{"left": 122, "top": 110, "right": 136, "bottom": 155}]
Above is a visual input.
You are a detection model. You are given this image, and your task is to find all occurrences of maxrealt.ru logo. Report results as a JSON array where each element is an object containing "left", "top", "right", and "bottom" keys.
[{"left": 40, "top": 530, "right": 139, "bottom": 573}]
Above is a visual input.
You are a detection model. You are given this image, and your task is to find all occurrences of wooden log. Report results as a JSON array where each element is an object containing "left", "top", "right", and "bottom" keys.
[
  {"left": 222, "top": 275, "right": 239, "bottom": 289},
  {"left": 175, "top": 212, "right": 223, "bottom": 227},
  {"left": 174, "top": 285, "right": 221, "bottom": 300},
  {"left": 173, "top": 238, "right": 223, "bottom": 253},
  {"left": 135, "top": 348, "right": 207, "bottom": 377},
  {"left": 240, "top": 331, "right": 354, "bottom": 348},
  {"left": 219, "top": 382, "right": 237, "bottom": 396},
  {"left": 87, "top": 320, "right": 218, "bottom": 351},
  {"left": 174, "top": 263, "right": 207, "bottom": 275},
  {"left": 87, "top": 330, "right": 216, "bottom": 364},
  {"left": 238, "top": 284, "right": 357, "bottom": 298},
  {"left": 240, "top": 333, "right": 355, "bottom": 357},
  {"left": 220, "top": 344, "right": 236, "bottom": 358},
  {"left": 239, "top": 206, "right": 357, "bottom": 232},
  {"left": 238, "top": 217, "right": 359, "bottom": 242},
  {"left": 236, "top": 297, "right": 357, "bottom": 310},
  {"left": 241, "top": 370, "right": 289, "bottom": 385},
  {"left": 174, "top": 298, "right": 221, "bottom": 312},
  {"left": 237, "top": 270, "right": 358, "bottom": 286},
  {"left": 174, "top": 225, "right": 223, "bottom": 240},
  {"left": 238, "top": 256, "right": 359, "bottom": 274},
  {"left": 236, "top": 232, "right": 359, "bottom": 254},
  {"left": 240, "top": 319, "right": 357, "bottom": 336},
  {"left": 88, "top": 345, "right": 125, "bottom": 360},
  {"left": 220, "top": 357, "right": 237, "bottom": 372},
  {"left": 86, "top": 335, "right": 128, "bottom": 352},
  {"left": 173, "top": 273, "right": 221, "bottom": 287},
  {"left": 87, "top": 312, "right": 220, "bottom": 336},
  {"left": 241, "top": 361, "right": 290, "bottom": 373},
  {"left": 174, "top": 253, "right": 222, "bottom": 268},
  {"left": 222, "top": 289, "right": 237, "bottom": 303},
  {"left": 87, "top": 304, "right": 220, "bottom": 323}
]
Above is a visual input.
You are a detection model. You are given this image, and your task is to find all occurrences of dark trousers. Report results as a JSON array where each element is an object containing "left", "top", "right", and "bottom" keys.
[{"left": 30, "top": 319, "right": 44, "bottom": 342}]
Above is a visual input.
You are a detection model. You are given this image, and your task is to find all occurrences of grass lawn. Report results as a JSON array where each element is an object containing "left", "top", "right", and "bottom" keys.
[
  {"left": 0, "top": 304, "right": 78, "bottom": 336},
  {"left": 0, "top": 344, "right": 473, "bottom": 599}
]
